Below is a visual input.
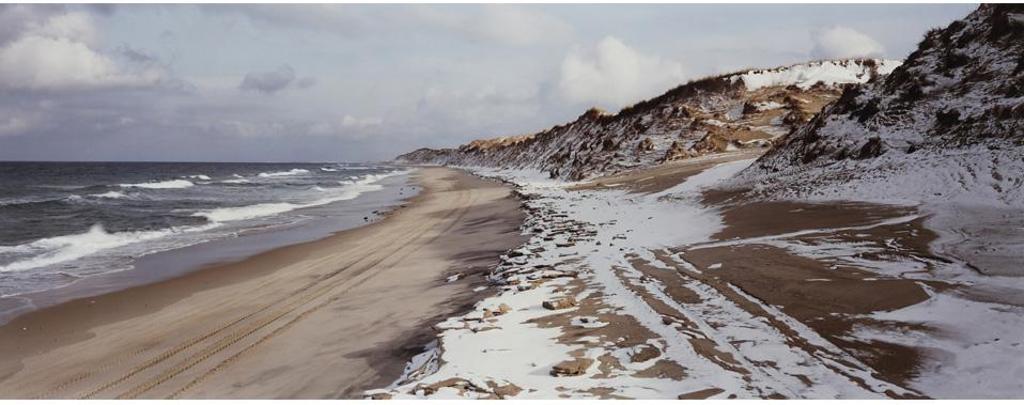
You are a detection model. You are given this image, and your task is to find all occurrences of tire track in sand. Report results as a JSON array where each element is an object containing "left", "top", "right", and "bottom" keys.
[{"left": 62, "top": 186, "right": 471, "bottom": 399}]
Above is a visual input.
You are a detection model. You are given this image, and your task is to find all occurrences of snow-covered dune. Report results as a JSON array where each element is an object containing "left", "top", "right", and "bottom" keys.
[{"left": 397, "top": 58, "right": 901, "bottom": 181}]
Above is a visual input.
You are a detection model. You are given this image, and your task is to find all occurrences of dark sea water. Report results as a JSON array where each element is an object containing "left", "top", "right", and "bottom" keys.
[{"left": 0, "top": 162, "right": 413, "bottom": 300}]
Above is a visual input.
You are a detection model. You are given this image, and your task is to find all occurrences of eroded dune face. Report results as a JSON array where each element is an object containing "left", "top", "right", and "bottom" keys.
[{"left": 397, "top": 59, "right": 900, "bottom": 181}]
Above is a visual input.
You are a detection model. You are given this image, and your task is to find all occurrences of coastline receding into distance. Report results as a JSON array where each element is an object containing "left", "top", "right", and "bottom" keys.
[{"left": 0, "top": 168, "right": 528, "bottom": 398}]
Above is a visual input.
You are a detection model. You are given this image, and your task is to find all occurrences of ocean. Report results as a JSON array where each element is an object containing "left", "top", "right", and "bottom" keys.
[{"left": 0, "top": 161, "right": 414, "bottom": 304}]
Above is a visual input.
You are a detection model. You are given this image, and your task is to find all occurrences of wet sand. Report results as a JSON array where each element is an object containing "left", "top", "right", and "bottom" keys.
[
  {"left": 0, "top": 167, "right": 526, "bottom": 399},
  {"left": 583, "top": 152, "right": 951, "bottom": 392},
  {"left": 681, "top": 192, "right": 950, "bottom": 389}
]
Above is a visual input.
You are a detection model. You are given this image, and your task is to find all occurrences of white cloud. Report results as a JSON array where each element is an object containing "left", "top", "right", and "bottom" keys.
[
  {"left": 559, "top": 36, "right": 685, "bottom": 109},
  {"left": 0, "top": 11, "right": 163, "bottom": 91},
  {"left": 208, "top": 5, "right": 572, "bottom": 47},
  {"left": 420, "top": 5, "right": 573, "bottom": 46},
  {"left": 810, "top": 26, "right": 885, "bottom": 60},
  {"left": 30, "top": 12, "right": 98, "bottom": 46},
  {"left": 341, "top": 114, "right": 382, "bottom": 128},
  {"left": 0, "top": 115, "right": 32, "bottom": 137}
]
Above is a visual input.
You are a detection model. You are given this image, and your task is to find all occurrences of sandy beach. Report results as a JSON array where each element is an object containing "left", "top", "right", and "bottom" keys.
[{"left": 0, "top": 167, "right": 526, "bottom": 399}]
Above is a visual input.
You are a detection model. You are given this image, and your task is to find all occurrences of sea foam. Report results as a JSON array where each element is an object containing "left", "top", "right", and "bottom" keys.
[
  {"left": 120, "top": 179, "right": 195, "bottom": 189},
  {"left": 192, "top": 170, "right": 406, "bottom": 223},
  {"left": 257, "top": 169, "right": 310, "bottom": 178},
  {"left": 0, "top": 223, "right": 208, "bottom": 273},
  {"left": 93, "top": 191, "right": 128, "bottom": 199}
]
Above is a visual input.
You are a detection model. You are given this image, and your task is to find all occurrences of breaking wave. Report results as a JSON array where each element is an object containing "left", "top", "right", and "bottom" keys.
[
  {"left": 0, "top": 223, "right": 210, "bottom": 273},
  {"left": 257, "top": 169, "right": 310, "bottom": 178},
  {"left": 119, "top": 179, "right": 195, "bottom": 189},
  {"left": 192, "top": 171, "right": 405, "bottom": 223},
  {"left": 93, "top": 191, "right": 128, "bottom": 199}
]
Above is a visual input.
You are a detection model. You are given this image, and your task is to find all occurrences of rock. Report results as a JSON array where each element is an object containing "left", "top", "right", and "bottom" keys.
[
  {"left": 630, "top": 344, "right": 662, "bottom": 363},
  {"left": 637, "top": 137, "right": 655, "bottom": 153},
  {"left": 497, "top": 303, "right": 512, "bottom": 314},
  {"left": 550, "top": 357, "right": 595, "bottom": 376},
  {"left": 491, "top": 383, "right": 523, "bottom": 399},
  {"left": 542, "top": 296, "right": 577, "bottom": 310},
  {"left": 678, "top": 387, "right": 725, "bottom": 400},
  {"left": 367, "top": 392, "right": 393, "bottom": 400},
  {"left": 661, "top": 140, "right": 693, "bottom": 162}
]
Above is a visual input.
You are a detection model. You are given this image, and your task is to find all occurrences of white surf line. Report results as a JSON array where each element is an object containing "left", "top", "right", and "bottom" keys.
[{"left": 682, "top": 214, "right": 921, "bottom": 251}]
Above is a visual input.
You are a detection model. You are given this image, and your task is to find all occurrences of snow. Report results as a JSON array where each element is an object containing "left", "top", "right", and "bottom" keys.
[
  {"left": 734, "top": 59, "right": 902, "bottom": 91},
  {"left": 379, "top": 159, "right": 918, "bottom": 399},
  {"left": 850, "top": 289, "right": 1024, "bottom": 398},
  {"left": 725, "top": 7, "right": 1024, "bottom": 397}
]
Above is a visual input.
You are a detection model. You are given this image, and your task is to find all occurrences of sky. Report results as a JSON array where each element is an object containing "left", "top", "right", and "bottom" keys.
[{"left": 0, "top": 4, "right": 977, "bottom": 162}]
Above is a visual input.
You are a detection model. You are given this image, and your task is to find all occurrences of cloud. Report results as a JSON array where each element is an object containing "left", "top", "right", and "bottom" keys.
[
  {"left": 559, "top": 36, "right": 685, "bottom": 109},
  {"left": 206, "top": 5, "right": 572, "bottom": 46},
  {"left": 0, "top": 4, "right": 63, "bottom": 45},
  {"left": 0, "top": 9, "right": 163, "bottom": 91},
  {"left": 239, "top": 65, "right": 315, "bottom": 94},
  {"left": 0, "top": 115, "right": 32, "bottom": 137},
  {"left": 416, "top": 5, "right": 572, "bottom": 46},
  {"left": 341, "top": 114, "right": 382, "bottom": 128},
  {"left": 810, "top": 26, "right": 885, "bottom": 59},
  {"left": 0, "top": 35, "right": 162, "bottom": 91}
]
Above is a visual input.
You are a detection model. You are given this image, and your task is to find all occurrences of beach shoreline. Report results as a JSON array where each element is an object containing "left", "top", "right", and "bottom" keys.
[
  {"left": 0, "top": 173, "right": 417, "bottom": 326},
  {"left": 0, "top": 167, "right": 527, "bottom": 398}
]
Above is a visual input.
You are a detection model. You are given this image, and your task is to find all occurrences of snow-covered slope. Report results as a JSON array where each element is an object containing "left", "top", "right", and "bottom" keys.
[
  {"left": 735, "top": 4, "right": 1024, "bottom": 276},
  {"left": 397, "top": 59, "right": 900, "bottom": 180},
  {"left": 734, "top": 59, "right": 902, "bottom": 91}
]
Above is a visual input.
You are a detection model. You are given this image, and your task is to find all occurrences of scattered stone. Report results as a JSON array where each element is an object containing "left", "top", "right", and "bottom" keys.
[
  {"left": 542, "top": 296, "right": 577, "bottom": 310},
  {"left": 367, "top": 392, "right": 392, "bottom": 400},
  {"left": 678, "top": 387, "right": 725, "bottom": 400},
  {"left": 630, "top": 344, "right": 662, "bottom": 363},
  {"left": 551, "top": 357, "right": 595, "bottom": 376},
  {"left": 490, "top": 382, "right": 523, "bottom": 399}
]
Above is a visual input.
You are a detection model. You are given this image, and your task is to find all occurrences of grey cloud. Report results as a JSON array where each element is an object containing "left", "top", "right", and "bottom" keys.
[
  {"left": 81, "top": 4, "right": 117, "bottom": 16},
  {"left": 296, "top": 77, "right": 316, "bottom": 89},
  {"left": 202, "top": 4, "right": 573, "bottom": 46},
  {"left": 239, "top": 65, "right": 299, "bottom": 94},
  {"left": 0, "top": 4, "right": 66, "bottom": 44},
  {"left": 117, "top": 44, "right": 158, "bottom": 64},
  {"left": 0, "top": 4, "right": 976, "bottom": 163}
]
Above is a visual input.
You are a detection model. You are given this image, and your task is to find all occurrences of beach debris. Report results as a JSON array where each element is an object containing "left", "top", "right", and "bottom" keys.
[
  {"left": 409, "top": 377, "right": 521, "bottom": 399},
  {"left": 483, "top": 303, "right": 512, "bottom": 318},
  {"left": 570, "top": 316, "right": 609, "bottom": 329},
  {"left": 550, "top": 358, "right": 594, "bottom": 376},
  {"left": 629, "top": 344, "right": 662, "bottom": 363},
  {"left": 365, "top": 391, "right": 393, "bottom": 400},
  {"left": 490, "top": 382, "right": 523, "bottom": 398},
  {"left": 677, "top": 388, "right": 725, "bottom": 400},
  {"left": 542, "top": 296, "right": 577, "bottom": 310}
]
